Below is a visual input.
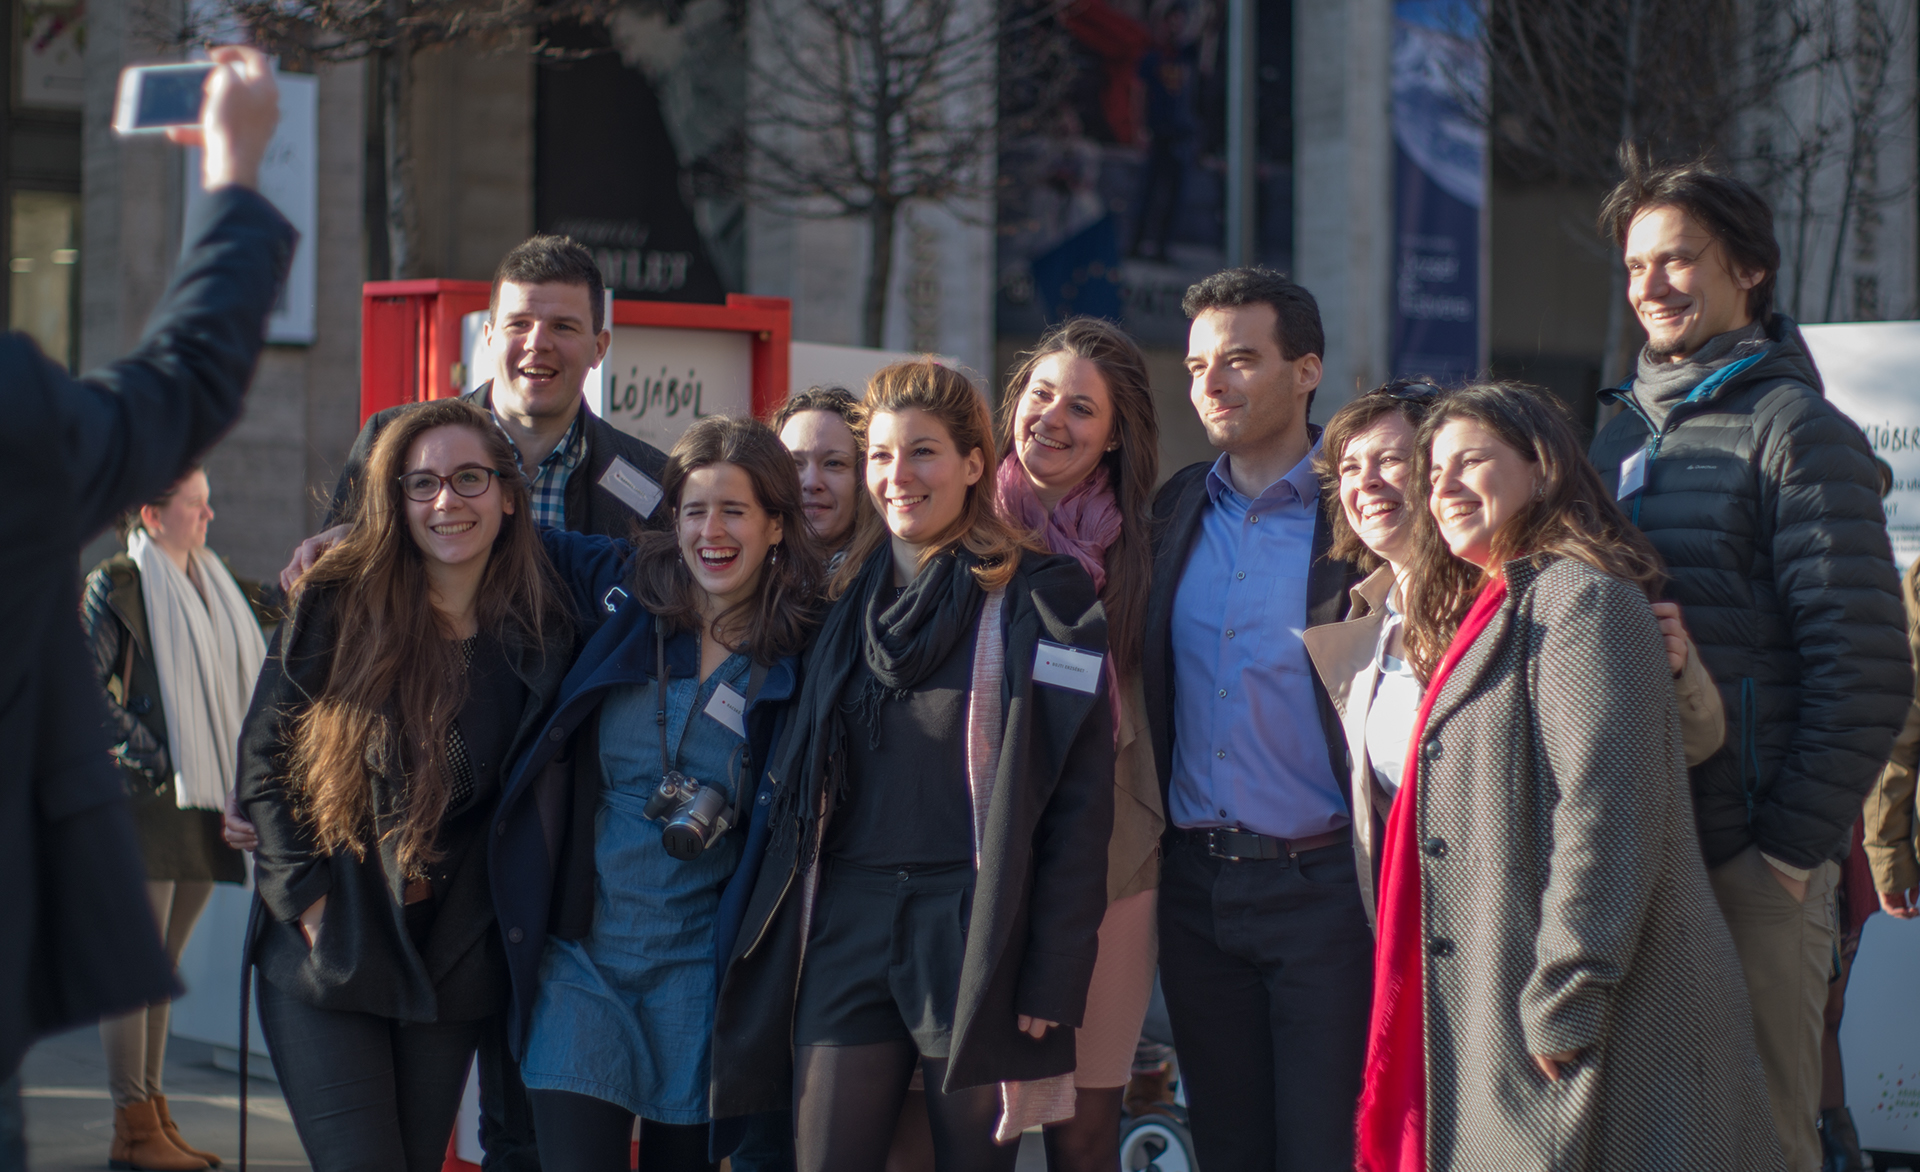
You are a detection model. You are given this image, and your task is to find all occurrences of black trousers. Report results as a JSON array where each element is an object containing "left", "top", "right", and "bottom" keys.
[
  {"left": 257, "top": 979, "right": 486, "bottom": 1172},
  {"left": 1156, "top": 833, "right": 1375, "bottom": 1172},
  {"left": 477, "top": 1012, "right": 541, "bottom": 1172}
]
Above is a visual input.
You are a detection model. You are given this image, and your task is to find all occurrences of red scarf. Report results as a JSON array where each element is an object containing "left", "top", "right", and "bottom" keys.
[{"left": 1355, "top": 575, "right": 1509, "bottom": 1172}]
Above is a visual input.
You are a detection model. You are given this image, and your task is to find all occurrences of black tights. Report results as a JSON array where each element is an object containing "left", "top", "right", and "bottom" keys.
[
  {"left": 794, "top": 1043, "right": 1016, "bottom": 1172},
  {"left": 527, "top": 1089, "right": 715, "bottom": 1172},
  {"left": 1040, "top": 1087, "right": 1124, "bottom": 1172}
]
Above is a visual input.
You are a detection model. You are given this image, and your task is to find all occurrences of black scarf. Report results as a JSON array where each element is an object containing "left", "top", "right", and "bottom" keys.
[{"left": 768, "top": 543, "right": 986, "bottom": 866}]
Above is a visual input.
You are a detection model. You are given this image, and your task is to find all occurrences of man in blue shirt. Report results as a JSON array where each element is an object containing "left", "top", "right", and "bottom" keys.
[{"left": 1142, "top": 268, "right": 1371, "bottom": 1170}]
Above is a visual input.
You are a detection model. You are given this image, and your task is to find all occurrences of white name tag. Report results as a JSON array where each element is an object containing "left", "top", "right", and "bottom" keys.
[
  {"left": 599, "top": 456, "right": 664, "bottom": 519},
  {"left": 1618, "top": 445, "right": 1649, "bottom": 501},
  {"left": 1033, "top": 640, "right": 1104, "bottom": 694},
  {"left": 704, "top": 682, "right": 748, "bottom": 738}
]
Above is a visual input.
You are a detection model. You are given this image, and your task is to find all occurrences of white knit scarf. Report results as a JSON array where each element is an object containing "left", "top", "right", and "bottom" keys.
[{"left": 128, "top": 529, "right": 268, "bottom": 810}]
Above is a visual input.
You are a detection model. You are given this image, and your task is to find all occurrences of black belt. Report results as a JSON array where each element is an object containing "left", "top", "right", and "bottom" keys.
[{"left": 1174, "top": 825, "right": 1350, "bottom": 862}]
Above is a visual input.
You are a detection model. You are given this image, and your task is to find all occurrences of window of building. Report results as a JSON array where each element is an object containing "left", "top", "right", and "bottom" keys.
[{"left": 10, "top": 190, "right": 79, "bottom": 370}]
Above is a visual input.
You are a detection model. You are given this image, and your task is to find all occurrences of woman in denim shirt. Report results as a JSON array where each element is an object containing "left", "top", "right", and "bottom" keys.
[{"left": 490, "top": 417, "right": 823, "bottom": 1172}]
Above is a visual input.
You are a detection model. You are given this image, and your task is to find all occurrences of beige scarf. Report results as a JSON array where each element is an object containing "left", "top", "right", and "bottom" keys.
[{"left": 128, "top": 529, "right": 267, "bottom": 810}]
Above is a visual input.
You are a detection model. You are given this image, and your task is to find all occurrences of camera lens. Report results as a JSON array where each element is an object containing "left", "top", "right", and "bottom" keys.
[{"left": 660, "top": 823, "right": 705, "bottom": 861}]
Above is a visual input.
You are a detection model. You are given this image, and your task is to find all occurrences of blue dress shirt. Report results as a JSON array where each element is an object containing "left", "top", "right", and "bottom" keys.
[{"left": 1167, "top": 444, "right": 1349, "bottom": 840}]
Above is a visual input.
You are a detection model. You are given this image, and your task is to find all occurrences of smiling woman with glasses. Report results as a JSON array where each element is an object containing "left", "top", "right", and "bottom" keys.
[{"left": 235, "top": 398, "right": 575, "bottom": 1172}]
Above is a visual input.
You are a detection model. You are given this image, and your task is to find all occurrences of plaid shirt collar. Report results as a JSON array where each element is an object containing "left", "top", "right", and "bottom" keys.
[{"left": 496, "top": 404, "right": 586, "bottom": 531}]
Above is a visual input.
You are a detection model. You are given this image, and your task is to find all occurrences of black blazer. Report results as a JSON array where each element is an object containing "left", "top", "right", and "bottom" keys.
[
  {"left": 712, "top": 550, "right": 1115, "bottom": 1116},
  {"left": 324, "top": 383, "right": 671, "bottom": 536},
  {"left": 238, "top": 588, "right": 572, "bottom": 1022},
  {"left": 0, "top": 187, "right": 293, "bottom": 1078},
  {"left": 1141, "top": 453, "right": 1358, "bottom": 824}
]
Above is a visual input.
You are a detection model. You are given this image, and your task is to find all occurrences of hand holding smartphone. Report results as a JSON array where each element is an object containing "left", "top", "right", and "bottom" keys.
[
  {"left": 111, "top": 62, "right": 217, "bottom": 135},
  {"left": 110, "top": 48, "right": 279, "bottom": 191}
]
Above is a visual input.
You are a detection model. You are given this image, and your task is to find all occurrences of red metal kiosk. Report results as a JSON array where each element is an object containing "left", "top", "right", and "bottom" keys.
[{"left": 359, "top": 280, "right": 793, "bottom": 423}]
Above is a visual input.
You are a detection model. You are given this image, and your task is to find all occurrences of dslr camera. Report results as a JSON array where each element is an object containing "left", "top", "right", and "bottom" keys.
[{"left": 643, "top": 770, "right": 735, "bottom": 860}]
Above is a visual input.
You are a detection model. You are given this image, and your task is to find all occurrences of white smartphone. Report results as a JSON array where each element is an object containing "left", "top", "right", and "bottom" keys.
[{"left": 112, "top": 62, "right": 216, "bottom": 136}]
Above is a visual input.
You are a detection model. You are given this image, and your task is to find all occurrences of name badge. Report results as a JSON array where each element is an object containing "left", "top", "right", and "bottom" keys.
[
  {"left": 1618, "top": 445, "right": 1650, "bottom": 501},
  {"left": 1033, "top": 640, "right": 1103, "bottom": 695},
  {"left": 599, "top": 456, "right": 664, "bottom": 519},
  {"left": 704, "top": 682, "right": 749, "bottom": 737}
]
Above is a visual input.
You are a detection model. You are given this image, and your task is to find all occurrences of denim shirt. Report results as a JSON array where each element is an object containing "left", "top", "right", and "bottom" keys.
[
  {"left": 518, "top": 650, "right": 752, "bottom": 1125},
  {"left": 1167, "top": 445, "right": 1348, "bottom": 840}
]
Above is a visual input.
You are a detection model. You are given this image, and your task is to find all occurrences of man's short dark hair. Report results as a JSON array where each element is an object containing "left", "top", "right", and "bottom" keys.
[
  {"left": 1181, "top": 267, "right": 1326, "bottom": 362},
  {"left": 490, "top": 234, "right": 607, "bottom": 333},
  {"left": 1598, "top": 159, "right": 1781, "bottom": 322}
]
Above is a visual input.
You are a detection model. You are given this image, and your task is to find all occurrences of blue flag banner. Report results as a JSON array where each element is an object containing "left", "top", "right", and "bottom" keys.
[{"left": 1391, "top": 0, "right": 1485, "bottom": 382}]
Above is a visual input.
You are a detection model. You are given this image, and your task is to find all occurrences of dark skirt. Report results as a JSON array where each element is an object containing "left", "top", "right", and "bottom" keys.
[
  {"left": 792, "top": 859, "right": 974, "bottom": 1056},
  {"left": 129, "top": 779, "right": 245, "bottom": 884}
]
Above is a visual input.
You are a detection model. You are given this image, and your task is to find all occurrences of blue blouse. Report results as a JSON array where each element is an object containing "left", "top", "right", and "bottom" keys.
[{"left": 519, "top": 651, "right": 752, "bottom": 1124}]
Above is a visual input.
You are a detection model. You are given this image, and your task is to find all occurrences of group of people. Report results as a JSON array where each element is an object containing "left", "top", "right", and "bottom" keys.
[{"left": 64, "top": 121, "right": 1919, "bottom": 1172}]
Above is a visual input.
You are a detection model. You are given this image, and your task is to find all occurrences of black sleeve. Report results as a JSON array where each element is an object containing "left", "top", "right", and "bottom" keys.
[
  {"left": 237, "top": 612, "right": 334, "bottom": 922},
  {"left": 1753, "top": 397, "right": 1914, "bottom": 866},
  {"left": 322, "top": 408, "right": 394, "bottom": 529},
  {"left": 57, "top": 187, "right": 295, "bottom": 539},
  {"left": 79, "top": 568, "right": 166, "bottom": 776}
]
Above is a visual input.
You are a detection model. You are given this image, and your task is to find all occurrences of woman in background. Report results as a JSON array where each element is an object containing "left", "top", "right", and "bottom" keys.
[
  {"left": 83, "top": 468, "right": 270, "bottom": 1172},
  {"left": 772, "top": 385, "right": 877, "bottom": 571},
  {"left": 989, "top": 317, "right": 1163, "bottom": 1170}
]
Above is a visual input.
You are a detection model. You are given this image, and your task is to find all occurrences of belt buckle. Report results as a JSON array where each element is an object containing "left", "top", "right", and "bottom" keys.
[{"left": 1204, "top": 829, "right": 1244, "bottom": 861}]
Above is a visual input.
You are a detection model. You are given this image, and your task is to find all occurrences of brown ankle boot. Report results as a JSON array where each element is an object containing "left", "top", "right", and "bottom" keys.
[
  {"left": 152, "top": 1095, "right": 221, "bottom": 1168},
  {"left": 109, "top": 1099, "right": 209, "bottom": 1171}
]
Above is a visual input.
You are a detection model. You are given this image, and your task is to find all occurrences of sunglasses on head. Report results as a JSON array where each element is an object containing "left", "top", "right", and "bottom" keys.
[{"left": 1373, "top": 379, "right": 1445, "bottom": 403}]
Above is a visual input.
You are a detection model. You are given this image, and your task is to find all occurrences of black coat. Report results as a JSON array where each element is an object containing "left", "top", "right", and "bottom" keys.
[
  {"left": 237, "top": 588, "right": 571, "bottom": 1022},
  {"left": 0, "top": 187, "right": 293, "bottom": 1078},
  {"left": 1141, "top": 454, "right": 1358, "bottom": 817},
  {"left": 325, "top": 383, "right": 671, "bottom": 535},
  {"left": 79, "top": 552, "right": 275, "bottom": 883},
  {"left": 710, "top": 550, "right": 1115, "bottom": 1115},
  {"left": 1589, "top": 317, "right": 1912, "bottom": 869}
]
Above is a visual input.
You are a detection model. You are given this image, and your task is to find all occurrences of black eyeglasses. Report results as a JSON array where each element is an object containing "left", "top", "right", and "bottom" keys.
[
  {"left": 1373, "top": 379, "right": 1446, "bottom": 403},
  {"left": 399, "top": 467, "right": 501, "bottom": 502}
]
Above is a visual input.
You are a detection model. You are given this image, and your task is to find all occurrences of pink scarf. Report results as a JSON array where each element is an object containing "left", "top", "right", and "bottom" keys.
[
  {"left": 994, "top": 458, "right": 1123, "bottom": 593},
  {"left": 995, "top": 456, "right": 1124, "bottom": 739}
]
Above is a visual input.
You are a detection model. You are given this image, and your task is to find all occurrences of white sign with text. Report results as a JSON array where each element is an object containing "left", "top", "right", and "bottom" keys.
[
  {"left": 1801, "top": 321, "right": 1920, "bottom": 570},
  {"left": 596, "top": 325, "right": 754, "bottom": 451}
]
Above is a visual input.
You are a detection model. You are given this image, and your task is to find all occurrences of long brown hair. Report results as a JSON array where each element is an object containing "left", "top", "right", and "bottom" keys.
[
  {"left": 1403, "top": 382, "right": 1666, "bottom": 680},
  {"left": 837, "top": 361, "right": 1038, "bottom": 595},
  {"left": 998, "top": 317, "right": 1158, "bottom": 674},
  {"left": 288, "top": 399, "right": 570, "bottom": 871},
  {"left": 625, "top": 416, "right": 825, "bottom": 663}
]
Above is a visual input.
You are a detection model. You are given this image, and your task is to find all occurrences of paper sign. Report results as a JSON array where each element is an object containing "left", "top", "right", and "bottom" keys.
[
  {"left": 599, "top": 456, "right": 664, "bottom": 520},
  {"left": 1618, "top": 445, "right": 1649, "bottom": 500},
  {"left": 704, "top": 682, "right": 748, "bottom": 738},
  {"left": 1033, "top": 641, "right": 1103, "bottom": 695}
]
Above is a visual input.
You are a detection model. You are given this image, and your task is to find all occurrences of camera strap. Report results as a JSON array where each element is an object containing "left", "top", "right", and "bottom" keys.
[
  {"left": 656, "top": 622, "right": 672, "bottom": 783},
  {"left": 658, "top": 621, "right": 770, "bottom": 804}
]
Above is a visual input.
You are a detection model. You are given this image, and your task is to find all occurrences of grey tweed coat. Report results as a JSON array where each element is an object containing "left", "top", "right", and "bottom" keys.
[{"left": 1410, "top": 555, "right": 1782, "bottom": 1171}]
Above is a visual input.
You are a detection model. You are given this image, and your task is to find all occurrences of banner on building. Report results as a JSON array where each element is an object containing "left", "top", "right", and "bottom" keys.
[{"left": 1390, "top": 0, "right": 1485, "bottom": 382}]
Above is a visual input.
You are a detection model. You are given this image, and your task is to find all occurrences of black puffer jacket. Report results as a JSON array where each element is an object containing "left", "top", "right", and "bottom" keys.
[{"left": 1589, "top": 315, "right": 1910, "bottom": 870}]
